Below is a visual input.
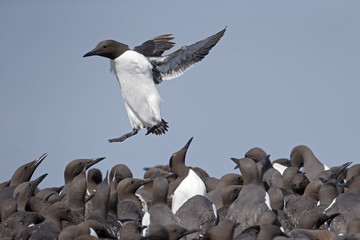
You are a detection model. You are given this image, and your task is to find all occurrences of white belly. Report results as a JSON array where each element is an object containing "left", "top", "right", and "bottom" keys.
[{"left": 112, "top": 51, "right": 162, "bottom": 129}]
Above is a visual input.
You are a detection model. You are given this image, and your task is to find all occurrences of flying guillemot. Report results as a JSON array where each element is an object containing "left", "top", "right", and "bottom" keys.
[{"left": 83, "top": 28, "right": 226, "bottom": 142}]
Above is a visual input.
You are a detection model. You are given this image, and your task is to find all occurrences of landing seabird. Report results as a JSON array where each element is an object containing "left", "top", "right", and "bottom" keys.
[{"left": 83, "top": 28, "right": 226, "bottom": 142}]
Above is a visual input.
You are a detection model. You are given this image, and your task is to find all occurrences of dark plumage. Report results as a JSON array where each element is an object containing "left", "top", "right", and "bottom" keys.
[
  {"left": 227, "top": 158, "right": 271, "bottom": 236},
  {"left": 142, "top": 172, "right": 180, "bottom": 235},
  {"left": 1, "top": 143, "right": 356, "bottom": 239},
  {"left": 325, "top": 175, "right": 360, "bottom": 235},
  {"left": 175, "top": 195, "right": 218, "bottom": 239}
]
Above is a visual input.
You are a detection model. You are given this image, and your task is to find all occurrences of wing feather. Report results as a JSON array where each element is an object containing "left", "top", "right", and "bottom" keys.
[
  {"left": 149, "top": 27, "right": 226, "bottom": 81},
  {"left": 134, "top": 34, "right": 175, "bottom": 57}
]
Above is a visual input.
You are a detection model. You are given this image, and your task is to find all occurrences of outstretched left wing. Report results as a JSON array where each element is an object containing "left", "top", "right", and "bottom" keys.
[{"left": 134, "top": 34, "right": 175, "bottom": 57}]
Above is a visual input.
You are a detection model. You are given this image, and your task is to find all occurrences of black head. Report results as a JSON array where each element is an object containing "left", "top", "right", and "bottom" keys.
[{"left": 83, "top": 40, "right": 130, "bottom": 60}]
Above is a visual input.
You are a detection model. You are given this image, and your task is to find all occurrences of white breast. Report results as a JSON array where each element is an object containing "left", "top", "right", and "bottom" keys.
[
  {"left": 265, "top": 191, "right": 272, "bottom": 210},
  {"left": 272, "top": 163, "right": 287, "bottom": 175},
  {"left": 141, "top": 211, "right": 150, "bottom": 236},
  {"left": 171, "top": 169, "right": 206, "bottom": 214},
  {"left": 111, "top": 51, "right": 162, "bottom": 128}
]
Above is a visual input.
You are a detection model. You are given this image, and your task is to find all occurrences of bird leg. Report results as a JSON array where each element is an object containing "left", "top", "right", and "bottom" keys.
[{"left": 108, "top": 129, "right": 139, "bottom": 143}]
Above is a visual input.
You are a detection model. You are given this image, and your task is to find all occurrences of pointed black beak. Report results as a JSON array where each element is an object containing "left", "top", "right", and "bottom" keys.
[
  {"left": 86, "top": 157, "right": 106, "bottom": 169},
  {"left": 180, "top": 228, "right": 201, "bottom": 238},
  {"left": 45, "top": 192, "right": 57, "bottom": 201},
  {"left": 140, "top": 178, "right": 154, "bottom": 185},
  {"left": 85, "top": 194, "right": 95, "bottom": 203},
  {"left": 35, "top": 173, "right": 48, "bottom": 186},
  {"left": 83, "top": 49, "right": 97, "bottom": 57},
  {"left": 183, "top": 137, "right": 193, "bottom": 150},
  {"left": 231, "top": 158, "right": 240, "bottom": 169},
  {"left": 164, "top": 172, "right": 176, "bottom": 178},
  {"left": 31, "top": 153, "right": 47, "bottom": 168}
]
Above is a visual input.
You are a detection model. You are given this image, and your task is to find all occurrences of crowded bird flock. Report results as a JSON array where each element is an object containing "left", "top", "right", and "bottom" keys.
[
  {"left": 0, "top": 141, "right": 359, "bottom": 240},
  {"left": 1, "top": 28, "right": 359, "bottom": 240}
]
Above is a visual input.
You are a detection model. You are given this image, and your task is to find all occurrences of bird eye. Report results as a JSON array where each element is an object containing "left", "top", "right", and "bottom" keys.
[{"left": 103, "top": 46, "right": 107, "bottom": 48}]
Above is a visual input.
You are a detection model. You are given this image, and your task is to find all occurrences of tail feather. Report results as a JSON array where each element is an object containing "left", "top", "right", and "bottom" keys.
[{"left": 146, "top": 119, "right": 169, "bottom": 135}]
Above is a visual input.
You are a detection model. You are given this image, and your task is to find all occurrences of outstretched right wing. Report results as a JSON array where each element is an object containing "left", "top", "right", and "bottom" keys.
[{"left": 149, "top": 27, "right": 226, "bottom": 83}]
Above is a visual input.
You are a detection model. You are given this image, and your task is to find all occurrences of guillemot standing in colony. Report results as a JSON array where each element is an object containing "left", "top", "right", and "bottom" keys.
[
  {"left": 0, "top": 153, "right": 47, "bottom": 203},
  {"left": 108, "top": 164, "right": 133, "bottom": 217},
  {"left": 13, "top": 173, "right": 48, "bottom": 211},
  {"left": 168, "top": 137, "right": 207, "bottom": 214},
  {"left": 290, "top": 145, "right": 329, "bottom": 181},
  {"left": 141, "top": 172, "right": 180, "bottom": 236},
  {"left": 226, "top": 157, "right": 272, "bottom": 236},
  {"left": 83, "top": 28, "right": 226, "bottom": 142},
  {"left": 60, "top": 157, "right": 105, "bottom": 201},
  {"left": 324, "top": 175, "right": 360, "bottom": 235},
  {"left": 18, "top": 202, "right": 78, "bottom": 239},
  {"left": 116, "top": 177, "right": 153, "bottom": 222}
]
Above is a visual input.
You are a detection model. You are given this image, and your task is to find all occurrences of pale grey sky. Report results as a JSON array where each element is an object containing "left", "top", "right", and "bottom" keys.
[{"left": 0, "top": 1, "right": 359, "bottom": 188}]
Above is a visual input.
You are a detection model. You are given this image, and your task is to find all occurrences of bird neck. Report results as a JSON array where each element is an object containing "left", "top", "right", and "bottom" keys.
[
  {"left": 46, "top": 214, "right": 62, "bottom": 232},
  {"left": 173, "top": 164, "right": 189, "bottom": 179}
]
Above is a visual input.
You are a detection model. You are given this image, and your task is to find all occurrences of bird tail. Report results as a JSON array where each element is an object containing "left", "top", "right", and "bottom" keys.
[{"left": 146, "top": 119, "right": 169, "bottom": 135}]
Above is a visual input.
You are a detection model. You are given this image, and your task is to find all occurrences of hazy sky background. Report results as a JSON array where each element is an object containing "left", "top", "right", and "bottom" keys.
[{"left": 0, "top": 1, "right": 359, "bottom": 188}]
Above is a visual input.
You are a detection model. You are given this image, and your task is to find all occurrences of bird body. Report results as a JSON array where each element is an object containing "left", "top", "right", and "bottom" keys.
[
  {"left": 171, "top": 168, "right": 206, "bottom": 214},
  {"left": 142, "top": 172, "right": 180, "bottom": 236},
  {"left": 111, "top": 50, "right": 162, "bottom": 132},
  {"left": 227, "top": 158, "right": 271, "bottom": 236},
  {"left": 175, "top": 195, "right": 217, "bottom": 238}
]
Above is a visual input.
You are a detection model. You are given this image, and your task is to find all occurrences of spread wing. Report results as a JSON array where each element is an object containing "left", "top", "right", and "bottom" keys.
[
  {"left": 148, "top": 27, "right": 226, "bottom": 83},
  {"left": 134, "top": 34, "right": 175, "bottom": 57}
]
